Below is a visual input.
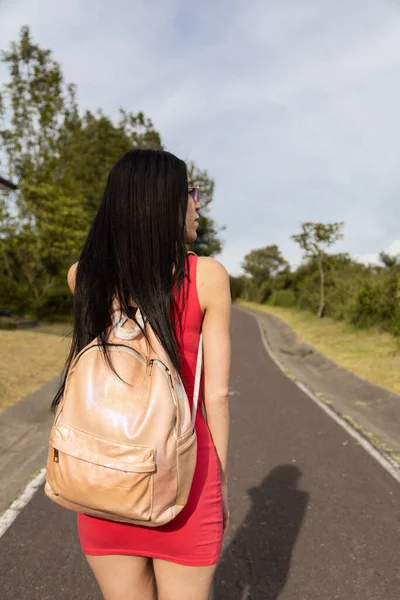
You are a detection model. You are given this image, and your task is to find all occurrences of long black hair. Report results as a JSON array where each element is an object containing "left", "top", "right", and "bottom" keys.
[{"left": 51, "top": 148, "right": 189, "bottom": 413}]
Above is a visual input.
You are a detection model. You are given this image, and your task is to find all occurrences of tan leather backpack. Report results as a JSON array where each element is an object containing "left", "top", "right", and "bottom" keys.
[{"left": 44, "top": 305, "right": 202, "bottom": 526}]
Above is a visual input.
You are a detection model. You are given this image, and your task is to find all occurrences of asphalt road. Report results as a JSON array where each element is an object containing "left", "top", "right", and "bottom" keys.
[{"left": 0, "top": 308, "right": 399, "bottom": 599}]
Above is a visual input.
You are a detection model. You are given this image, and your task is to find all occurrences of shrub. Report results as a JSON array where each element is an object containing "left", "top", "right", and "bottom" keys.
[
  {"left": 0, "top": 316, "right": 17, "bottom": 330},
  {"left": 33, "top": 285, "right": 73, "bottom": 320},
  {"left": 0, "top": 276, "right": 35, "bottom": 316},
  {"left": 268, "top": 289, "right": 296, "bottom": 308},
  {"left": 349, "top": 274, "right": 400, "bottom": 335},
  {"left": 230, "top": 276, "right": 246, "bottom": 302}
]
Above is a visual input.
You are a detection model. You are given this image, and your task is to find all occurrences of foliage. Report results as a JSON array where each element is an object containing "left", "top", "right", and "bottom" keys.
[
  {"left": 379, "top": 251, "right": 400, "bottom": 271},
  {"left": 230, "top": 275, "right": 247, "bottom": 302},
  {"left": 291, "top": 222, "right": 344, "bottom": 257},
  {"left": 0, "top": 27, "right": 223, "bottom": 318},
  {"left": 349, "top": 274, "right": 400, "bottom": 335},
  {"left": 240, "top": 245, "right": 288, "bottom": 303},
  {"left": 59, "top": 109, "right": 162, "bottom": 216},
  {"left": 241, "top": 245, "right": 288, "bottom": 284},
  {"left": 269, "top": 289, "right": 296, "bottom": 308},
  {"left": 188, "top": 162, "right": 224, "bottom": 256},
  {"left": 291, "top": 221, "right": 344, "bottom": 318},
  {"left": 235, "top": 227, "right": 400, "bottom": 338}
]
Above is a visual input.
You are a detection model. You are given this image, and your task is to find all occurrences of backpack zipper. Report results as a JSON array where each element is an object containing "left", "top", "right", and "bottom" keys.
[
  {"left": 148, "top": 359, "right": 178, "bottom": 433},
  {"left": 148, "top": 359, "right": 173, "bottom": 387}
]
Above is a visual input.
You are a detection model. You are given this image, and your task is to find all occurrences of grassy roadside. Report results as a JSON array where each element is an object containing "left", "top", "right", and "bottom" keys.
[
  {"left": 0, "top": 322, "right": 72, "bottom": 413},
  {"left": 239, "top": 300, "right": 400, "bottom": 395}
]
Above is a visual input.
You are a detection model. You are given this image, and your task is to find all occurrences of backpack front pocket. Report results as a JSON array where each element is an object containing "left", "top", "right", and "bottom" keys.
[{"left": 47, "top": 423, "right": 156, "bottom": 521}]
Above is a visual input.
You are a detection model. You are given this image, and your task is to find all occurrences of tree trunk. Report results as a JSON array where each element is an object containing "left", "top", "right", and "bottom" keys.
[
  {"left": 317, "top": 253, "right": 325, "bottom": 318},
  {"left": 1, "top": 251, "right": 15, "bottom": 281}
]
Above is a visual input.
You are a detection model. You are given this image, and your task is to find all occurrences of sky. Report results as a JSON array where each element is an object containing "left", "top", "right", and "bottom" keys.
[{"left": 1, "top": 0, "right": 400, "bottom": 274}]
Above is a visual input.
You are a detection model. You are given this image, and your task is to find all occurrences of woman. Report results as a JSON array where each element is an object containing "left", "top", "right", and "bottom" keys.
[{"left": 52, "top": 148, "right": 231, "bottom": 599}]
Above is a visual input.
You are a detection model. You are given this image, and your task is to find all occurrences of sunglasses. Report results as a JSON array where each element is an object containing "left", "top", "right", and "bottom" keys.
[{"left": 189, "top": 186, "right": 200, "bottom": 203}]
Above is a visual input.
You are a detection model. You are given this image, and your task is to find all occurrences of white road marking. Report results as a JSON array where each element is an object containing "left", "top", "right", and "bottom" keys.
[
  {"left": 252, "top": 312, "right": 400, "bottom": 485},
  {"left": 0, "top": 468, "right": 46, "bottom": 539}
]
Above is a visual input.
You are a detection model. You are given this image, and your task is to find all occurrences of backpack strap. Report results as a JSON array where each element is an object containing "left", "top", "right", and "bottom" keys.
[
  {"left": 188, "top": 252, "right": 205, "bottom": 423},
  {"left": 191, "top": 333, "right": 203, "bottom": 424}
]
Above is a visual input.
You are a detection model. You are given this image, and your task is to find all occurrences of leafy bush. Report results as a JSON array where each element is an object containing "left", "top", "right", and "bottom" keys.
[
  {"left": 349, "top": 274, "right": 400, "bottom": 335},
  {"left": 0, "top": 316, "right": 17, "bottom": 330},
  {"left": 33, "top": 284, "right": 73, "bottom": 320},
  {"left": 243, "top": 283, "right": 264, "bottom": 303},
  {"left": 230, "top": 276, "right": 246, "bottom": 302},
  {"left": 268, "top": 289, "right": 296, "bottom": 308},
  {"left": 324, "top": 265, "right": 368, "bottom": 321},
  {"left": 0, "top": 276, "right": 32, "bottom": 316}
]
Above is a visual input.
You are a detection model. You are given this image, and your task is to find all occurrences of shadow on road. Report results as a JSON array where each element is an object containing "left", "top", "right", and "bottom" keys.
[{"left": 213, "top": 465, "right": 309, "bottom": 600}]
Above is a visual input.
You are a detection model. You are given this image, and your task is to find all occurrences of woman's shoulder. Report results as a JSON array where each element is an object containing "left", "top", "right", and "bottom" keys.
[
  {"left": 67, "top": 262, "right": 79, "bottom": 294},
  {"left": 196, "top": 256, "right": 229, "bottom": 280},
  {"left": 195, "top": 256, "right": 230, "bottom": 311}
]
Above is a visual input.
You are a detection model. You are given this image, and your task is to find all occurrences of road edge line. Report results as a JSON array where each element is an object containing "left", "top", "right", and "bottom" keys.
[
  {"left": 0, "top": 468, "right": 46, "bottom": 539},
  {"left": 249, "top": 310, "right": 400, "bottom": 485}
]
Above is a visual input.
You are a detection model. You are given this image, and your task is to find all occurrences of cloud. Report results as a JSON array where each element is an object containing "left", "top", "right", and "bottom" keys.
[{"left": 1, "top": 0, "right": 400, "bottom": 275}]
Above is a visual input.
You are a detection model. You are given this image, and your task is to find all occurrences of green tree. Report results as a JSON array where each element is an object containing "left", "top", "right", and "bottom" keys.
[
  {"left": 229, "top": 275, "right": 247, "bottom": 302},
  {"left": 60, "top": 109, "right": 162, "bottom": 216},
  {"left": 119, "top": 109, "right": 163, "bottom": 150},
  {"left": 291, "top": 222, "right": 344, "bottom": 318},
  {"left": 187, "top": 162, "right": 224, "bottom": 256},
  {"left": 0, "top": 26, "right": 87, "bottom": 311},
  {"left": 241, "top": 245, "right": 288, "bottom": 303},
  {"left": 0, "top": 191, "right": 16, "bottom": 280},
  {"left": 0, "top": 25, "right": 77, "bottom": 183},
  {"left": 379, "top": 251, "right": 400, "bottom": 272},
  {"left": 242, "top": 245, "right": 288, "bottom": 284},
  {"left": 0, "top": 26, "right": 224, "bottom": 316}
]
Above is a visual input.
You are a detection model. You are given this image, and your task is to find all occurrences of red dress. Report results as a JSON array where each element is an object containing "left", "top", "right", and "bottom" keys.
[{"left": 77, "top": 253, "right": 224, "bottom": 566}]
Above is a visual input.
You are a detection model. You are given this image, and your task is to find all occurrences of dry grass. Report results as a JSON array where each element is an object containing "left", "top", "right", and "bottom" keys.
[
  {"left": 0, "top": 323, "right": 72, "bottom": 412},
  {"left": 239, "top": 301, "right": 400, "bottom": 395}
]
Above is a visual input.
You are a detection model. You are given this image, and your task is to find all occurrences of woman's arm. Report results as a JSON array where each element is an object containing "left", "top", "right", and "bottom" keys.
[{"left": 197, "top": 257, "right": 231, "bottom": 483}]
